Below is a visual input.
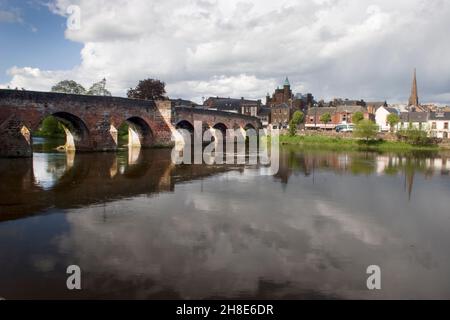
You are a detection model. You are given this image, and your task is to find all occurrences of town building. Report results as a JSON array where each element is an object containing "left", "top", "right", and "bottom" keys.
[
  {"left": 257, "top": 107, "right": 271, "bottom": 128},
  {"left": 203, "top": 97, "right": 261, "bottom": 114},
  {"left": 375, "top": 106, "right": 400, "bottom": 132},
  {"left": 305, "top": 107, "right": 336, "bottom": 130},
  {"left": 305, "top": 105, "right": 372, "bottom": 130},
  {"left": 429, "top": 112, "right": 450, "bottom": 138},
  {"left": 266, "top": 77, "right": 293, "bottom": 107},
  {"left": 399, "top": 112, "right": 429, "bottom": 130},
  {"left": 270, "top": 103, "right": 291, "bottom": 129}
]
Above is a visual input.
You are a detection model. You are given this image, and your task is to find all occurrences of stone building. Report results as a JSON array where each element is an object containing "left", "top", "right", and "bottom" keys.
[
  {"left": 270, "top": 103, "right": 291, "bottom": 128},
  {"left": 203, "top": 97, "right": 261, "bottom": 114},
  {"left": 306, "top": 105, "right": 372, "bottom": 130},
  {"left": 266, "top": 77, "right": 293, "bottom": 107}
]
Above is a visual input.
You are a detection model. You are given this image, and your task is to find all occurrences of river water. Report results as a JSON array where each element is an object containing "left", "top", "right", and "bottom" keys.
[{"left": 1, "top": 139, "right": 450, "bottom": 299}]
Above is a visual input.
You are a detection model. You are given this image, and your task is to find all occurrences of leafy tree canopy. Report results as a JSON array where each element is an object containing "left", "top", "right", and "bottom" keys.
[
  {"left": 352, "top": 111, "right": 364, "bottom": 124},
  {"left": 86, "top": 78, "right": 112, "bottom": 96},
  {"left": 387, "top": 113, "right": 400, "bottom": 131},
  {"left": 292, "top": 111, "right": 304, "bottom": 124},
  {"left": 320, "top": 112, "right": 332, "bottom": 124},
  {"left": 51, "top": 80, "right": 86, "bottom": 94},
  {"left": 353, "top": 119, "right": 378, "bottom": 142},
  {"left": 127, "top": 78, "right": 166, "bottom": 100}
]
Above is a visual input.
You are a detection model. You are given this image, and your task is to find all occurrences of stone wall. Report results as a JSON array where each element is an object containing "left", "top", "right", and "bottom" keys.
[{"left": 0, "top": 89, "right": 174, "bottom": 157}]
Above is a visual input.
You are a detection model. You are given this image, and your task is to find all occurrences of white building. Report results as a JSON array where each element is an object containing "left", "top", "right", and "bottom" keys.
[
  {"left": 375, "top": 106, "right": 400, "bottom": 132},
  {"left": 399, "top": 112, "right": 429, "bottom": 131},
  {"left": 429, "top": 112, "right": 450, "bottom": 139}
]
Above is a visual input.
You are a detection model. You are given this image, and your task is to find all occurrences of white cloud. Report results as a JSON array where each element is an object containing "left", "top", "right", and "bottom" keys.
[{"left": 3, "top": 0, "right": 450, "bottom": 104}]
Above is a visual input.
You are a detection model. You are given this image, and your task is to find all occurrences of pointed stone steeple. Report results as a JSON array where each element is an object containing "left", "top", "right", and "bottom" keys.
[{"left": 408, "top": 68, "right": 419, "bottom": 108}]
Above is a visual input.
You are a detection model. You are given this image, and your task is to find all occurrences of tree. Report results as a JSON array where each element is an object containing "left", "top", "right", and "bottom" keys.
[
  {"left": 288, "top": 111, "right": 304, "bottom": 136},
  {"left": 86, "top": 78, "right": 111, "bottom": 96},
  {"left": 36, "top": 116, "right": 65, "bottom": 138},
  {"left": 397, "top": 127, "right": 432, "bottom": 146},
  {"left": 320, "top": 112, "right": 332, "bottom": 128},
  {"left": 352, "top": 111, "right": 364, "bottom": 124},
  {"left": 51, "top": 80, "right": 86, "bottom": 94},
  {"left": 353, "top": 119, "right": 378, "bottom": 142},
  {"left": 127, "top": 78, "right": 166, "bottom": 100},
  {"left": 386, "top": 113, "right": 400, "bottom": 132},
  {"left": 292, "top": 110, "right": 304, "bottom": 124}
]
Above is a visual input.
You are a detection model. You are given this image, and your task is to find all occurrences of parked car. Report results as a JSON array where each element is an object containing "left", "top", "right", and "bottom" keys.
[{"left": 335, "top": 124, "right": 355, "bottom": 133}]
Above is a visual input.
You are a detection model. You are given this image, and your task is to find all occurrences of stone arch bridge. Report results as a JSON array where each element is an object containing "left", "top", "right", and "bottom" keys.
[{"left": 0, "top": 89, "right": 261, "bottom": 157}]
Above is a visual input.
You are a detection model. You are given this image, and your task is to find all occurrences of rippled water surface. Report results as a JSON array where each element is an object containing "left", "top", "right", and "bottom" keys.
[{"left": 1, "top": 142, "right": 450, "bottom": 299}]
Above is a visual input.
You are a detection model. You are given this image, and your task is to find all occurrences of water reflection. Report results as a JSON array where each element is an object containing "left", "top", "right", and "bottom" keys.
[{"left": 1, "top": 146, "right": 450, "bottom": 299}]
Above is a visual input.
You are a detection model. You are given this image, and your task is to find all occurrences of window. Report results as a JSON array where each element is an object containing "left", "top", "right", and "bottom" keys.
[
  {"left": 432, "top": 122, "right": 437, "bottom": 129},
  {"left": 445, "top": 122, "right": 449, "bottom": 130}
]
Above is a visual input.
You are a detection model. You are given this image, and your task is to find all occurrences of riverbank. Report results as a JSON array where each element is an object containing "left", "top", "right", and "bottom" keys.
[{"left": 279, "top": 134, "right": 442, "bottom": 152}]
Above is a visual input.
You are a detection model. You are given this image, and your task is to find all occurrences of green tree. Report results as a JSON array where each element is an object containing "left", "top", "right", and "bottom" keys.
[
  {"left": 288, "top": 111, "right": 305, "bottom": 136},
  {"left": 397, "top": 127, "right": 432, "bottom": 146},
  {"left": 320, "top": 112, "right": 332, "bottom": 128},
  {"left": 292, "top": 110, "right": 304, "bottom": 124},
  {"left": 51, "top": 80, "right": 86, "bottom": 94},
  {"left": 87, "top": 78, "right": 112, "bottom": 96},
  {"left": 352, "top": 111, "right": 364, "bottom": 124},
  {"left": 36, "top": 116, "right": 65, "bottom": 138},
  {"left": 353, "top": 119, "right": 378, "bottom": 142},
  {"left": 127, "top": 78, "right": 166, "bottom": 100},
  {"left": 387, "top": 113, "right": 400, "bottom": 132}
]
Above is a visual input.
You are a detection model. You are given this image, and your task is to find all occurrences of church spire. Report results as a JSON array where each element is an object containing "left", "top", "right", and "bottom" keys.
[{"left": 408, "top": 68, "right": 419, "bottom": 108}]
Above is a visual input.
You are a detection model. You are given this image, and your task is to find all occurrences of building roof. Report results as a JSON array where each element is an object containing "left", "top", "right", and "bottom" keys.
[
  {"left": 378, "top": 106, "right": 399, "bottom": 114},
  {"left": 307, "top": 107, "right": 336, "bottom": 116},
  {"left": 283, "top": 77, "right": 290, "bottom": 86},
  {"left": 335, "top": 105, "right": 367, "bottom": 113},
  {"left": 400, "top": 112, "right": 429, "bottom": 122},
  {"left": 366, "top": 101, "right": 387, "bottom": 110},
  {"left": 204, "top": 97, "right": 260, "bottom": 111},
  {"left": 385, "top": 107, "right": 399, "bottom": 114},
  {"left": 429, "top": 112, "right": 450, "bottom": 121},
  {"left": 258, "top": 107, "right": 271, "bottom": 116},
  {"left": 271, "top": 103, "right": 290, "bottom": 109}
]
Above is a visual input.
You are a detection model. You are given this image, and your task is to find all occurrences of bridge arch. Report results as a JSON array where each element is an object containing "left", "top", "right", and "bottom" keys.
[
  {"left": 212, "top": 123, "right": 228, "bottom": 135},
  {"left": 48, "top": 112, "right": 91, "bottom": 151},
  {"left": 176, "top": 120, "right": 194, "bottom": 133},
  {"left": 119, "top": 116, "right": 154, "bottom": 148},
  {"left": 244, "top": 123, "right": 256, "bottom": 131}
]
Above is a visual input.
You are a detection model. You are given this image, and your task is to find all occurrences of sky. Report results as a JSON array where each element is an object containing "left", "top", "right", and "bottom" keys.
[{"left": 1, "top": 0, "right": 450, "bottom": 105}]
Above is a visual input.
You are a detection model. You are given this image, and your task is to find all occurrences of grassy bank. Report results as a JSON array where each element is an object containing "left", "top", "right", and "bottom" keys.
[{"left": 279, "top": 135, "right": 440, "bottom": 152}]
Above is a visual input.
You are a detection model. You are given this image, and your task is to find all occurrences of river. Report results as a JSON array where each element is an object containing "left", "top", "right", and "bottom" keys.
[{"left": 1, "top": 139, "right": 450, "bottom": 299}]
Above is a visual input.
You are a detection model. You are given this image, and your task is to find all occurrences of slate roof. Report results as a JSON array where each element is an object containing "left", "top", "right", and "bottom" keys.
[
  {"left": 385, "top": 107, "right": 399, "bottom": 114},
  {"left": 307, "top": 107, "right": 336, "bottom": 116},
  {"left": 335, "top": 105, "right": 367, "bottom": 113},
  {"left": 429, "top": 112, "right": 450, "bottom": 121},
  {"left": 205, "top": 97, "right": 259, "bottom": 111},
  {"left": 400, "top": 112, "right": 429, "bottom": 122}
]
